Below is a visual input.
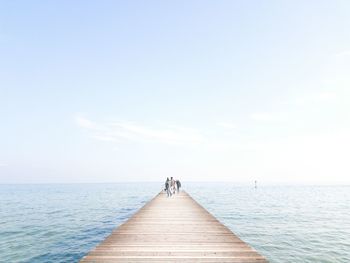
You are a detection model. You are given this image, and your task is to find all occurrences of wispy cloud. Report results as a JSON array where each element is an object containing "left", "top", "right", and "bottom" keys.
[
  {"left": 75, "top": 116, "right": 205, "bottom": 145},
  {"left": 335, "top": 50, "right": 350, "bottom": 58},
  {"left": 217, "top": 122, "right": 236, "bottom": 129},
  {"left": 296, "top": 91, "right": 337, "bottom": 104},
  {"left": 76, "top": 116, "right": 97, "bottom": 129},
  {"left": 251, "top": 112, "right": 281, "bottom": 122},
  {"left": 251, "top": 91, "right": 337, "bottom": 122}
]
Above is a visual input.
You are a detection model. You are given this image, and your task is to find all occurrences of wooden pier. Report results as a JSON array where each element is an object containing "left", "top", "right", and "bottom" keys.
[{"left": 80, "top": 191, "right": 267, "bottom": 262}]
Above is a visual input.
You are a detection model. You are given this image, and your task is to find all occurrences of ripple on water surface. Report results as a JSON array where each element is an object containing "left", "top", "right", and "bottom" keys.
[
  {"left": 1, "top": 183, "right": 350, "bottom": 263},
  {"left": 0, "top": 183, "right": 160, "bottom": 262},
  {"left": 186, "top": 183, "right": 350, "bottom": 263}
]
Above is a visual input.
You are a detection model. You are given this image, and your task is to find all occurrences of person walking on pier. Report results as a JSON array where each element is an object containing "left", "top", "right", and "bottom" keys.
[
  {"left": 176, "top": 179, "right": 181, "bottom": 193},
  {"left": 165, "top": 177, "right": 172, "bottom": 197},
  {"left": 170, "top": 177, "right": 176, "bottom": 195},
  {"left": 164, "top": 177, "right": 168, "bottom": 191}
]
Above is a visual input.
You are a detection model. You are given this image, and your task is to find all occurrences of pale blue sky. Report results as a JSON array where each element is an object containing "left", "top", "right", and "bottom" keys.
[{"left": 1, "top": 1, "right": 350, "bottom": 183}]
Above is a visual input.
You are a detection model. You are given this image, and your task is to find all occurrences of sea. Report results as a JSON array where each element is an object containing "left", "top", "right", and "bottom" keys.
[{"left": 0, "top": 183, "right": 349, "bottom": 263}]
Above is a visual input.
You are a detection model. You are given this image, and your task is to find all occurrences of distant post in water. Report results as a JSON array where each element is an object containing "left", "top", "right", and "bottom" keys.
[{"left": 255, "top": 180, "right": 257, "bottom": 189}]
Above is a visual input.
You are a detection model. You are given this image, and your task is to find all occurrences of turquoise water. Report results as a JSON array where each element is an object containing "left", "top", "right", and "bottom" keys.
[
  {"left": 0, "top": 183, "right": 160, "bottom": 262},
  {"left": 1, "top": 183, "right": 349, "bottom": 262}
]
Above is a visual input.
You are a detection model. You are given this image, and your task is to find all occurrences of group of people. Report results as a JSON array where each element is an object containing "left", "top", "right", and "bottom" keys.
[{"left": 164, "top": 177, "right": 181, "bottom": 197}]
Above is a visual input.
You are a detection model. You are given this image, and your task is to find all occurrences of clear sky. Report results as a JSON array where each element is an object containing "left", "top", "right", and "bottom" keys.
[{"left": 1, "top": 1, "right": 350, "bottom": 184}]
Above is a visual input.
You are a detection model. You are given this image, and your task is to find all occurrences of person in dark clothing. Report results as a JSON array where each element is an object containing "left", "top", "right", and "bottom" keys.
[
  {"left": 164, "top": 177, "right": 169, "bottom": 191},
  {"left": 176, "top": 180, "right": 181, "bottom": 193},
  {"left": 165, "top": 177, "right": 172, "bottom": 197}
]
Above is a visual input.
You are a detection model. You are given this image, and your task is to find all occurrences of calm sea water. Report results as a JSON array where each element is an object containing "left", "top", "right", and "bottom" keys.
[{"left": 0, "top": 183, "right": 349, "bottom": 262}]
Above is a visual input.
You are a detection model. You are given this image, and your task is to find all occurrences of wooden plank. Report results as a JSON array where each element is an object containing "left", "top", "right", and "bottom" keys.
[{"left": 80, "top": 191, "right": 267, "bottom": 262}]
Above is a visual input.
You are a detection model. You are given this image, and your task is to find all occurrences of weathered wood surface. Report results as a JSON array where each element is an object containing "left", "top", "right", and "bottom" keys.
[{"left": 80, "top": 191, "right": 267, "bottom": 262}]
